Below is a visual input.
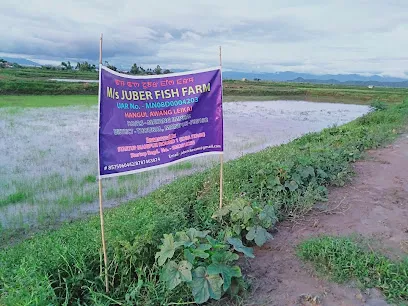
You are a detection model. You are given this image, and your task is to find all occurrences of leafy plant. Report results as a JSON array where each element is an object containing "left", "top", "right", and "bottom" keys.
[
  {"left": 370, "top": 100, "right": 388, "bottom": 111},
  {"left": 155, "top": 228, "right": 250, "bottom": 304},
  {"left": 212, "top": 198, "right": 277, "bottom": 247},
  {"left": 298, "top": 236, "right": 408, "bottom": 303}
]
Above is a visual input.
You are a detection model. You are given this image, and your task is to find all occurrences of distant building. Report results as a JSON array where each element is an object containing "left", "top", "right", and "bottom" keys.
[
  {"left": 242, "top": 78, "right": 247, "bottom": 81},
  {"left": 368, "top": 85, "right": 374, "bottom": 89}
]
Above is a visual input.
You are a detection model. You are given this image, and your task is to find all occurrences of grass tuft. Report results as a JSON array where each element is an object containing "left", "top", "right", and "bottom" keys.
[{"left": 297, "top": 236, "right": 408, "bottom": 303}]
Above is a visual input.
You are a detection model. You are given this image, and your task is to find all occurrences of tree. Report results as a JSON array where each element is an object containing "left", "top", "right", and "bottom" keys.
[
  {"left": 0, "top": 59, "right": 5, "bottom": 68},
  {"left": 130, "top": 63, "right": 140, "bottom": 75},
  {"left": 153, "top": 65, "right": 162, "bottom": 75},
  {"left": 76, "top": 61, "right": 95, "bottom": 72},
  {"left": 104, "top": 61, "right": 117, "bottom": 71},
  {"left": 61, "top": 61, "right": 72, "bottom": 70},
  {"left": 163, "top": 69, "right": 171, "bottom": 74}
]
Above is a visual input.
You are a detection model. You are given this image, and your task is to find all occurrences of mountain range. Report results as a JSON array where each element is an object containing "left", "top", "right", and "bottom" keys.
[
  {"left": 1, "top": 57, "right": 41, "bottom": 67},
  {"left": 221, "top": 71, "right": 408, "bottom": 83}
]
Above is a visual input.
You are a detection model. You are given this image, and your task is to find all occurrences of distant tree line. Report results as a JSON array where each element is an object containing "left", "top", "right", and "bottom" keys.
[
  {"left": 59, "top": 61, "right": 172, "bottom": 75},
  {"left": 129, "top": 63, "right": 171, "bottom": 75},
  {"left": 1, "top": 58, "right": 172, "bottom": 75}
]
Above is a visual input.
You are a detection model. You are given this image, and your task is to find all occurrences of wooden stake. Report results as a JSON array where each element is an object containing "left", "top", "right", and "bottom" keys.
[
  {"left": 219, "top": 46, "right": 224, "bottom": 209},
  {"left": 98, "top": 33, "right": 109, "bottom": 293}
]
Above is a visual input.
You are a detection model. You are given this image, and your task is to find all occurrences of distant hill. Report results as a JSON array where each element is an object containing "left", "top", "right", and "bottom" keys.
[
  {"left": 1, "top": 57, "right": 41, "bottom": 67},
  {"left": 222, "top": 71, "right": 407, "bottom": 83},
  {"left": 289, "top": 77, "right": 408, "bottom": 88},
  {"left": 221, "top": 71, "right": 408, "bottom": 88}
]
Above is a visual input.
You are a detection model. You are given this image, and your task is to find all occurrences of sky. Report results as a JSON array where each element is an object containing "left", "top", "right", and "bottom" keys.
[{"left": 1, "top": 0, "right": 408, "bottom": 77}]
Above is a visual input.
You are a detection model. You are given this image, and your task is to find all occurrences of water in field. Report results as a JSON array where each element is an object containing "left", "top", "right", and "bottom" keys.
[{"left": 0, "top": 100, "right": 370, "bottom": 230}]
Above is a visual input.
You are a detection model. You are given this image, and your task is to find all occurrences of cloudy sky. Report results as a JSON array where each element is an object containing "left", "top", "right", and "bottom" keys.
[{"left": 1, "top": 0, "right": 408, "bottom": 77}]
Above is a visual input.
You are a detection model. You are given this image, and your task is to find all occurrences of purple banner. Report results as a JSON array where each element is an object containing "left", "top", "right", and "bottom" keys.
[{"left": 98, "top": 65, "right": 223, "bottom": 178}]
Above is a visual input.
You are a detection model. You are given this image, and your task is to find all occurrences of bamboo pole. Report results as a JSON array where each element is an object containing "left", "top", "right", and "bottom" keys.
[
  {"left": 219, "top": 46, "right": 224, "bottom": 209},
  {"left": 98, "top": 33, "right": 109, "bottom": 293}
]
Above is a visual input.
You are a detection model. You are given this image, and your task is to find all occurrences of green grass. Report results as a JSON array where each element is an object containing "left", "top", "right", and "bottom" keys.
[
  {"left": 0, "top": 67, "right": 98, "bottom": 80},
  {"left": 167, "top": 162, "right": 193, "bottom": 171},
  {"left": 1, "top": 100, "right": 408, "bottom": 305},
  {"left": 0, "top": 95, "right": 97, "bottom": 107},
  {"left": 0, "top": 191, "right": 31, "bottom": 207},
  {"left": 2, "top": 66, "right": 408, "bottom": 104},
  {"left": 223, "top": 80, "right": 408, "bottom": 104},
  {"left": 297, "top": 236, "right": 408, "bottom": 304}
]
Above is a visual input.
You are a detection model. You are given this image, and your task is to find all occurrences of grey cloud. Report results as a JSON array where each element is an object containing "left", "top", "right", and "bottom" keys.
[{"left": 1, "top": 0, "right": 408, "bottom": 77}]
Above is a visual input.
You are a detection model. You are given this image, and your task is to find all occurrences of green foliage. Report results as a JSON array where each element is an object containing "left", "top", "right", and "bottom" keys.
[
  {"left": 370, "top": 100, "right": 388, "bottom": 111},
  {"left": 129, "top": 63, "right": 171, "bottom": 76},
  {"left": 61, "top": 61, "right": 72, "bottom": 70},
  {"left": 153, "top": 65, "right": 162, "bottom": 75},
  {"left": 0, "top": 190, "right": 32, "bottom": 206},
  {"left": 1, "top": 100, "right": 408, "bottom": 304},
  {"left": 223, "top": 80, "right": 408, "bottom": 104},
  {"left": 213, "top": 198, "right": 277, "bottom": 247},
  {"left": 226, "top": 238, "right": 255, "bottom": 258},
  {"left": 76, "top": 61, "right": 96, "bottom": 72},
  {"left": 156, "top": 228, "right": 247, "bottom": 304},
  {"left": 297, "top": 236, "right": 408, "bottom": 303},
  {"left": 0, "top": 96, "right": 97, "bottom": 108},
  {"left": 191, "top": 266, "right": 223, "bottom": 303}
]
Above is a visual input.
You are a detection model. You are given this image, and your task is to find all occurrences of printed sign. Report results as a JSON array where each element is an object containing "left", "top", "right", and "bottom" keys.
[{"left": 98, "top": 66, "right": 223, "bottom": 178}]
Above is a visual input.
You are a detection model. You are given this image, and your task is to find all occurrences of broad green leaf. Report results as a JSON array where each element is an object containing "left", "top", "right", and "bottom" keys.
[
  {"left": 191, "top": 267, "right": 223, "bottom": 304},
  {"left": 207, "top": 236, "right": 218, "bottom": 246},
  {"left": 175, "top": 228, "right": 210, "bottom": 248},
  {"left": 155, "top": 234, "right": 176, "bottom": 266},
  {"left": 191, "top": 248, "right": 210, "bottom": 259},
  {"left": 229, "top": 198, "right": 247, "bottom": 221},
  {"left": 175, "top": 231, "right": 192, "bottom": 247},
  {"left": 317, "top": 168, "right": 328, "bottom": 179},
  {"left": 291, "top": 173, "right": 302, "bottom": 184},
  {"left": 211, "top": 251, "right": 239, "bottom": 264},
  {"left": 232, "top": 224, "right": 242, "bottom": 235},
  {"left": 246, "top": 226, "right": 273, "bottom": 247},
  {"left": 184, "top": 249, "right": 195, "bottom": 264},
  {"left": 186, "top": 228, "right": 210, "bottom": 241},
  {"left": 197, "top": 244, "right": 211, "bottom": 251},
  {"left": 207, "top": 263, "right": 242, "bottom": 291},
  {"left": 267, "top": 176, "right": 281, "bottom": 188},
  {"left": 227, "top": 237, "right": 255, "bottom": 258},
  {"left": 259, "top": 205, "right": 277, "bottom": 228},
  {"left": 284, "top": 180, "right": 299, "bottom": 191},
  {"left": 300, "top": 166, "right": 315, "bottom": 178},
  {"left": 211, "top": 206, "right": 230, "bottom": 219},
  {"left": 162, "top": 260, "right": 192, "bottom": 290},
  {"left": 207, "top": 236, "right": 228, "bottom": 250}
]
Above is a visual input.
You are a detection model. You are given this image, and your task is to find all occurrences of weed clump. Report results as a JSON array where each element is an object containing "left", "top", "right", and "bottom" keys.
[{"left": 297, "top": 236, "right": 408, "bottom": 303}]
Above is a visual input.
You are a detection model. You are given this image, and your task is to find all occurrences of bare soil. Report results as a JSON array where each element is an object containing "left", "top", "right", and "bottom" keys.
[{"left": 245, "top": 135, "right": 408, "bottom": 306}]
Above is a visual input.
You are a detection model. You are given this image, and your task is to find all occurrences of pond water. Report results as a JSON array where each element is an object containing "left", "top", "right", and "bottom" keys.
[{"left": 0, "top": 100, "right": 370, "bottom": 229}]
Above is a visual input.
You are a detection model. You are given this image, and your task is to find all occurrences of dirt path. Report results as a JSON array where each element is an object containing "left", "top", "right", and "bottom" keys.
[{"left": 246, "top": 135, "right": 408, "bottom": 306}]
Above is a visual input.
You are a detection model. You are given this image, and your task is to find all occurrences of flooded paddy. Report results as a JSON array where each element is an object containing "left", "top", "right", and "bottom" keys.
[{"left": 0, "top": 100, "right": 370, "bottom": 230}]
